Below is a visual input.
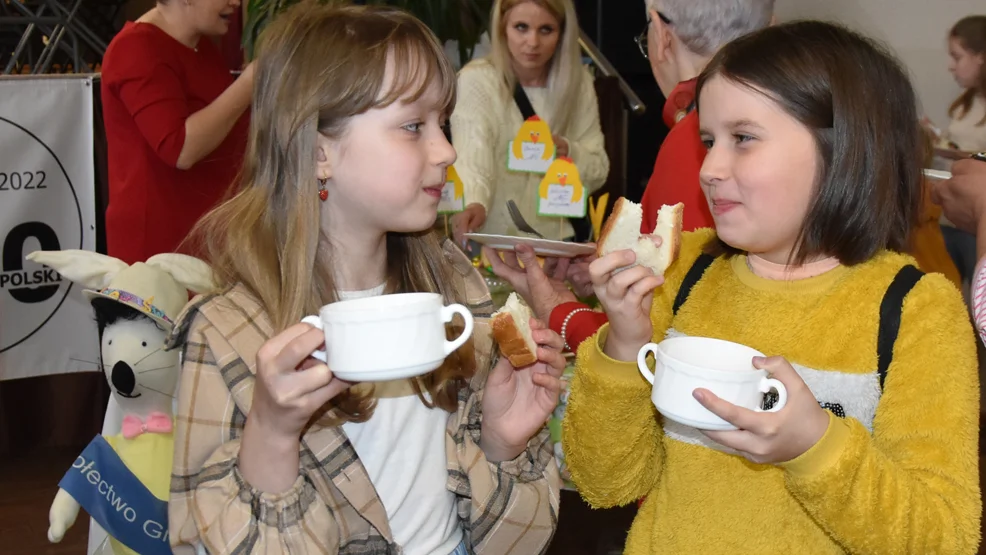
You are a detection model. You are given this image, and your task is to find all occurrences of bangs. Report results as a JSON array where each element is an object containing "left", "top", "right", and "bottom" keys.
[
  {"left": 296, "top": 7, "right": 460, "bottom": 138},
  {"left": 376, "top": 26, "right": 457, "bottom": 115}
]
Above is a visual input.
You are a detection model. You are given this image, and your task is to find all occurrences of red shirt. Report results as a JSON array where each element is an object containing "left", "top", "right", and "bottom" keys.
[
  {"left": 639, "top": 82, "right": 712, "bottom": 233},
  {"left": 101, "top": 22, "right": 249, "bottom": 264},
  {"left": 550, "top": 81, "right": 712, "bottom": 351}
]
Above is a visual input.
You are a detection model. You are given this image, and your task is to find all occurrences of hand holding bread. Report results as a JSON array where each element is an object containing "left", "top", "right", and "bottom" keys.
[
  {"left": 483, "top": 293, "right": 566, "bottom": 462},
  {"left": 590, "top": 198, "right": 683, "bottom": 361},
  {"left": 483, "top": 245, "right": 578, "bottom": 323}
]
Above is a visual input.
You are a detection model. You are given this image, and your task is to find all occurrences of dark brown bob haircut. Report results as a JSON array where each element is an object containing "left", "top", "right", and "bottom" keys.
[{"left": 695, "top": 20, "right": 922, "bottom": 266}]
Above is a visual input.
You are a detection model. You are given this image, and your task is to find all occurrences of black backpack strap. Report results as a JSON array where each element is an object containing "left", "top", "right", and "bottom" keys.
[
  {"left": 513, "top": 82, "right": 537, "bottom": 120},
  {"left": 876, "top": 265, "right": 924, "bottom": 389},
  {"left": 672, "top": 253, "right": 716, "bottom": 316}
]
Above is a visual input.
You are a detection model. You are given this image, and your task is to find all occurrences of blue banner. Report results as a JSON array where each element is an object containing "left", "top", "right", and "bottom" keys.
[{"left": 58, "top": 435, "right": 170, "bottom": 555}]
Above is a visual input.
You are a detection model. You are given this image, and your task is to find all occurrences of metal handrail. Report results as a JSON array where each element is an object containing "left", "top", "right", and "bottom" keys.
[
  {"left": 1, "top": 0, "right": 110, "bottom": 75},
  {"left": 579, "top": 30, "right": 645, "bottom": 115}
]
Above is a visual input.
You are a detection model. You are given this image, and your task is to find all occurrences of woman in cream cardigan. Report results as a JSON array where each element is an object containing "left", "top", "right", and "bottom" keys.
[{"left": 450, "top": 0, "right": 609, "bottom": 243}]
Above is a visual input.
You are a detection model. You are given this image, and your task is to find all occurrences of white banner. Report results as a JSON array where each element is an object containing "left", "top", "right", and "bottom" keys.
[{"left": 0, "top": 76, "right": 99, "bottom": 381}]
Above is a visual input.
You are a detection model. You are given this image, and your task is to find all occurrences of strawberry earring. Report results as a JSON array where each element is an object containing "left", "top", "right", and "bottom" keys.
[{"left": 317, "top": 178, "right": 328, "bottom": 202}]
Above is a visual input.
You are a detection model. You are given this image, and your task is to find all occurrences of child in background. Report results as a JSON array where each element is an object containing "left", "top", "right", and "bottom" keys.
[
  {"left": 936, "top": 16, "right": 986, "bottom": 288},
  {"left": 945, "top": 15, "right": 986, "bottom": 153}
]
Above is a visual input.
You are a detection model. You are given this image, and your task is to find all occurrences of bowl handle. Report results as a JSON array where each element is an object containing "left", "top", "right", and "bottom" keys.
[
  {"left": 757, "top": 378, "right": 788, "bottom": 413},
  {"left": 300, "top": 315, "right": 328, "bottom": 363},
  {"left": 637, "top": 343, "right": 659, "bottom": 384},
  {"left": 442, "top": 304, "right": 475, "bottom": 355}
]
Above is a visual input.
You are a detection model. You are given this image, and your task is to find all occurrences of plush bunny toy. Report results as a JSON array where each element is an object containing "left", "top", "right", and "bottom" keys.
[{"left": 26, "top": 250, "right": 214, "bottom": 555}]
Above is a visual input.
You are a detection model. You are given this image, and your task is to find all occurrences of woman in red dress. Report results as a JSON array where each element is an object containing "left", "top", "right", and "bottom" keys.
[{"left": 101, "top": 0, "right": 253, "bottom": 264}]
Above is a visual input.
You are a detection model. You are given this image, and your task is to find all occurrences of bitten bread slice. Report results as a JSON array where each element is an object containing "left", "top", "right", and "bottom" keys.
[
  {"left": 491, "top": 292, "right": 538, "bottom": 367},
  {"left": 597, "top": 198, "right": 683, "bottom": 275}
]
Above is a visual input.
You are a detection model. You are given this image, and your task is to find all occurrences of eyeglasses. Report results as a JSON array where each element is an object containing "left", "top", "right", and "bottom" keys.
[{"left": 635, "top": 11, "right": 672, "bottom": 59}]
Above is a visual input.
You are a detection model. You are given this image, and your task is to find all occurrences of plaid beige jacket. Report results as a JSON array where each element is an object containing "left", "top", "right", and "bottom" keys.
[{"left": 166, "top": 242, "right": 561, "bottom": 555}]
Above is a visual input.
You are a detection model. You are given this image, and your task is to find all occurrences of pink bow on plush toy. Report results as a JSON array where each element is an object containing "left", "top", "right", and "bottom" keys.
[{"left": 121, "top": 412, "right": 173, "bottom": 439}]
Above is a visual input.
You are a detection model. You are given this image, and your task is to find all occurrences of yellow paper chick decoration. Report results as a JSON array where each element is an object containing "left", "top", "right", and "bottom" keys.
[
  {"left": 447, "top": 165, "right": 464, "bottom": 200},
  {"left": 511, "top": 116, "right": 555, "bottom": 160},
  {"left": 539, "top": 156, "right": 584, "bottom": 202},
  {"left": 589, "top": 192, "right": 609, "bottom": 241}
]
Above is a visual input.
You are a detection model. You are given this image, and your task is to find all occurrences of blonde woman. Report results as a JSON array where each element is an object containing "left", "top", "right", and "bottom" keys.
[
  {"left": 450, "top": 0, "right": 610, "bottom": 243},
  {"left": 167, "top": 5, "right": 564, "bottom": 554}
]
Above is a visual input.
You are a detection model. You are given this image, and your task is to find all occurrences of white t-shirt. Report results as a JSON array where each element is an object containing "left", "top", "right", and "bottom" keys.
[
  {"left": 338, "top": 285, "right": 462, "bottom": 555},
  {"left": 947, "top": 94, "right": 986, "bottom": 152}
]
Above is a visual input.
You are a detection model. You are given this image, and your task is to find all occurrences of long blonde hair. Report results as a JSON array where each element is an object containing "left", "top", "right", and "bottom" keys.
[
  {"left": 489, "top": 0, "right": 583, "bottom": 136},
  {"left": 192, "top": 2, "right": 474, "bottom": 424}
]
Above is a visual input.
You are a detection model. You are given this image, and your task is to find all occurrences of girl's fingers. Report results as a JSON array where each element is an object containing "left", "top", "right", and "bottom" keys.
[
  {"left": 258, "top": 323, "right": 317, "bottom": 366},
  {"left": 532, "top": 371, "right": 563, "bottom": 393},
  {"left": 307, "top": 374, "right": 354, "bottom": 409},
  {"left": 271, "top": 327, "right": 328, "bottom": 375},
  {"left": 605, "top": 265, "right": 655, "bottom": 300},
  {"left": 589, "top": 250, "right": 636, "bottom": 285},
  {"left": 643, "top": 234, "right": 664, "bottom": 248},
  {"left": 609, "top": 265, "right": 656, "bottom": 291},
  {"left": 537, "top": 347, "right": 567, "bottom": 375},
  {"left": 625, "top": 276, "right": 665, "bottom": 307},
  {"left": 531, "top": 323, "right": 564, "bottom": 351},
  {"left": 283, "top": 362, "right": 335, "bottom": 397},
  {"left": 693, "top": 388, "right": 764, "bottom": 432}
]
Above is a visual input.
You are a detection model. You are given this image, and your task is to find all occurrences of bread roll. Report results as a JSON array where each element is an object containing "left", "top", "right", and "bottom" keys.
[
  {"left": 491, "top": 292, "right": 538, "bottom": 367},
  {"left": 597, "top": 198, "right": 683, "bottom": 275}
]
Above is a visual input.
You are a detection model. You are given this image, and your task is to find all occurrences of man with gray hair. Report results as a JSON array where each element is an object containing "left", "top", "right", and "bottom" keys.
[
  {"left": 646, "top": 0, "right": 775, "bottom": 82},
  {"left": 638, "top": 0, "right": 775, "bottom": 232}
]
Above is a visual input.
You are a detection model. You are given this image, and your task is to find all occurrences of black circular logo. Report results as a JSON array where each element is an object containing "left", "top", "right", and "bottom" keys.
[{"left": 0, "top": 116, "right": 83, "bottom": 353}]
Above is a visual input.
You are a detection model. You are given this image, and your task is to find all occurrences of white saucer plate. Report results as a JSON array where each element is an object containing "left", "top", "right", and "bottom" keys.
[{"left": 465, "top": 233, "right": 595, "bottom": 258}]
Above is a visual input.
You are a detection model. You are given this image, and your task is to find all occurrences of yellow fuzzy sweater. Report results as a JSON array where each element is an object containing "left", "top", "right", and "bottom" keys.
[{"left": 563, "top": 229, "right": 982, "bottom": 554}]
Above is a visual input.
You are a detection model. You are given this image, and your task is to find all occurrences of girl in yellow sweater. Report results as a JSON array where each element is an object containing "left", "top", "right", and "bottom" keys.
[{"left": 564, "top": 21, "right": 982, "bottom": 555}]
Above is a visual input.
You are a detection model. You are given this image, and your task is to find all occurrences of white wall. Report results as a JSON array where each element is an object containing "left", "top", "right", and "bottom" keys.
[{"left": 775, "top": 0, "right": 983, "bottom": 127}]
